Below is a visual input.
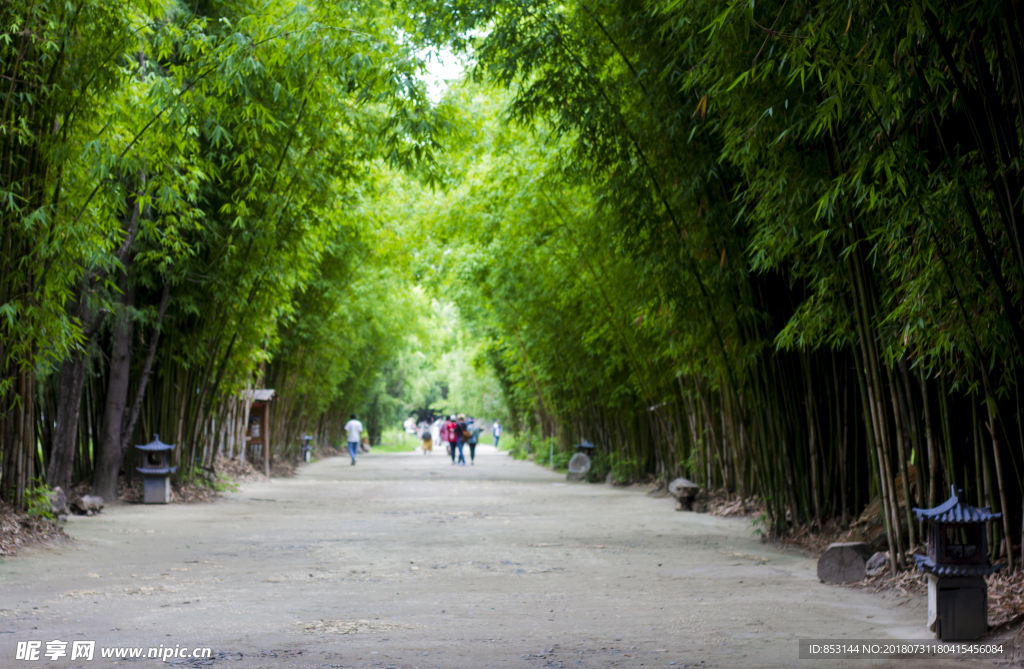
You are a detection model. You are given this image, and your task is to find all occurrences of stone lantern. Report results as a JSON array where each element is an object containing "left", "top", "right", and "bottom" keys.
[
  {"left": 567, "top": 441, "right": 595, "bottom": 482},
  {"left": 136, "top": 435, "right": 176, "bottom": 504},
  {"left": 913, "top": 487, "right": 1001, "bottom": 641}
]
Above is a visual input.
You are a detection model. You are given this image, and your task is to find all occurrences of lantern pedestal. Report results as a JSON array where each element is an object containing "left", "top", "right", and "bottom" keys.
[
  {"left": 143, "top": 476, "right": 172, "bottom": 504},
  {"left": 926, "top": 574, "right": 988, "bottom": 641}
]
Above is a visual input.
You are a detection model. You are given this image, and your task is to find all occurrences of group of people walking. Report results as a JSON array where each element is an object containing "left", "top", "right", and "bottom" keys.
[
  {"left": 420, "top": 415, "right": 501, "bottom": 465},
  {"left": 344, "top": 412, "right": 504, "bottom": 468}
]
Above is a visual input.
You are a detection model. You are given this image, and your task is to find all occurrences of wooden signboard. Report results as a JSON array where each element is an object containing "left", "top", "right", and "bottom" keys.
[{"left": 244, "top": 389, "right": 276, "bottom": 476}]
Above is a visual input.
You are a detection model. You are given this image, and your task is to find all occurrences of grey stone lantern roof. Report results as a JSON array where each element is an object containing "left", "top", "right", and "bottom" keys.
[
  {"left": 136, "top": 434, "right": 176, "bottom": 452},
  {"left": 913, "top": 486, "right": 1001, "bottom": 524},
  {"left": 912, "top": 486, "right": 1002, "bottom": 578}
]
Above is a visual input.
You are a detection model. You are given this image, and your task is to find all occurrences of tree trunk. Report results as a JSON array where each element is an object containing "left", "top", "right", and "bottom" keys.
[
  {"left": 48, "top": 350, "right": 87, "bottom": 493},
  {"left": 120, "top": 281, "right": 170, "bottom": 455},
  {"left": 92, "top": 284, "right": 135, "bottom": 502},
  {"left": 47, "top": 293, "right": 107, "bottom": 492}
]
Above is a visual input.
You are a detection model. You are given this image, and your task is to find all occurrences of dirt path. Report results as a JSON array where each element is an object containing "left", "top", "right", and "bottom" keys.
[{"left": 1, "top": 446, "right": 966, "bottom": 668}]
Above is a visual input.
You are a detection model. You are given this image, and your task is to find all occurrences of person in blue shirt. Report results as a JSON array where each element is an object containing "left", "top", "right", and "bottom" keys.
[{"left": 454, "top": 413, "right": 469, "bottom": 465}]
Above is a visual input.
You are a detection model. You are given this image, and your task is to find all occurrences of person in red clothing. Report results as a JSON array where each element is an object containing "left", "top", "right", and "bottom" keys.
[
  {"left": 439, "top": 418, "right": 451, "bottom": 456},
  {"left": 445, "top": 415, "right": 460, "bottom": 464}
]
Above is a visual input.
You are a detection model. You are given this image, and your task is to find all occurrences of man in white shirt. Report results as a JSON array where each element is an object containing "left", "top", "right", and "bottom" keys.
[
  {"left": 344, "top": 414, "right": 363, "bottom": 465},
  {"left": 493, "top": 420, "right": 503, "bottom": 449}
]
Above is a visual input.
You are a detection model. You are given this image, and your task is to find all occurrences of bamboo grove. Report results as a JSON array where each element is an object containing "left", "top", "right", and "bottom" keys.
[
  {"left": 399, "top": 0, "right": 1024, "bottom": 574},
  {"left": 4, "top": 0, "right": 1024, "bottom": 578},
  {"left": 1, "top": 0, "right": 447, "bottom": 506}
]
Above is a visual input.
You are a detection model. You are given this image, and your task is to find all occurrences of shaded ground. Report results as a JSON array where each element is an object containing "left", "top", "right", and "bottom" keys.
[{"left": 0, "top": 446, "right": 980, "bottom": 668}]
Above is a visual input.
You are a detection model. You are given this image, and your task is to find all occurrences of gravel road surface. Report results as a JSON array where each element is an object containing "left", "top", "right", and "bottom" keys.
[{"left": 1, "top": 445, "right": 970, "bottom": 668}]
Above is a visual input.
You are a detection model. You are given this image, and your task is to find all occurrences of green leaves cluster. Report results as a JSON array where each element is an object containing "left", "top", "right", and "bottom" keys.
[{"left": 1, "top": 0, "right": 451, "bottom": 500}]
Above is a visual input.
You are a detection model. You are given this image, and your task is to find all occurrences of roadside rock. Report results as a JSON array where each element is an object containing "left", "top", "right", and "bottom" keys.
[
  {"left": 71, "top": 495, "right": 104, "bottom": 516},
  {"left": 817, "top": 542, "right": 871, "bottom": 584},
  {"left": 668, "top": 478, "right": 704, "bottom": 511},
  {"left": 49, "top": 487, "right": 68, "bottom": 517},
  {"left": 668, "top": 477, "right": 700, "bottom": 498},
  {"left": 865, "top": 551, "right": 889, "bottom": 576}
]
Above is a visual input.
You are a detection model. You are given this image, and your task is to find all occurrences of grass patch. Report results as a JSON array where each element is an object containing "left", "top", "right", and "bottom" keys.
[
  {"left": 509, "top": 436, "right": 616, "bottom": 483},
  {"left": 492, "top": 432, "right": 514, "bottom": 452},
  {"left": 24, "top": 480, "right": 55, "bottom": 520},
  {"left": 502, "top": 434, "right": 532, "bottom": 460},
  {"left": 532, "top": 439, "right": 573, "bottom": 471},
  {"left": 370, "top": 426, "right": 419, "bottom": 453}
]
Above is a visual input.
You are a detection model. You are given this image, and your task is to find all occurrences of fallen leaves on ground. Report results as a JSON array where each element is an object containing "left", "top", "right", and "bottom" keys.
[
  {"left": 840, "top": 561, "right": 1024, "bottom": 628},
  {"left": 124, "top": 585, "right": 175, "bottom": 595},
  {"left": 988, "top": 570, "right": 1024, "bottom": 628},
  {"left": 117, "top": 477, "right": 143, "bottom": 503},
  {"left": 0, "top": 500, "right": 67, "bottom": 557},
  {"left": 112, "top": 475, "right": 219, "bottom": 504},
  {"left": 777, "top": 520, "right": 850, "bottom": 555},
  {"left": 65, "top": 454, "right": 296, "bottom": 508},
  {"left": 172, "top": 480, "right": 220, "bottom": 503},
  {"left": 314, "top": 444, "right": 343, "bottom": 458},
  {"left": 718, "top": 549, "right": 770, "bottom": 563},
  {"left": 705, "top": 490, "right": 765, "bottom": 519},
  {"left": 301, "top": 620, "right": 409, "bottom": 635},
  {"left": 62, "top": 590, "right": 104, "bottom": 598},
  {"left": 214, "top": 455, "right": 269, "bottom": 482},
  {"left": 841, "top": 566, "right": 926, "bottom": 597},
  {"left": 271, "top": 457, "right": 295, "bottom": 477}
]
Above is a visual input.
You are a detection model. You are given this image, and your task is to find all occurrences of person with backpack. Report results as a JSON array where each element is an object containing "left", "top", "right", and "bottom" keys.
[
  {"left": 420, "top": 425, "right": 433, "bottom": 454},
  {"left": 466, "top": 418, "right": 482, "bottom": 465}
]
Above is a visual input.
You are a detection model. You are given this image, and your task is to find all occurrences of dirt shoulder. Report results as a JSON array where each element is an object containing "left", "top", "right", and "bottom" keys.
[
  {"left": 0, "top": 502, "right": 68, "bottom": 558},
  {"left": 0, "top": 446, "right": 981, "bottom": 668}
]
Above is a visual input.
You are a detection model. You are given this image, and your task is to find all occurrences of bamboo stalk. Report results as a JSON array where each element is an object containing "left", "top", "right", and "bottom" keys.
[
  {"left": 919, "top": 368, "right": 939, "bottom": 508},
  {"left": 887, "top": 366, "right": 917, "bottom": 548},
  {"left": 984, "top": 398, "right": 1015, "bottom": 570},
  {"left": 805, "top": 357, "right": 821, "bottom": 527}
]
